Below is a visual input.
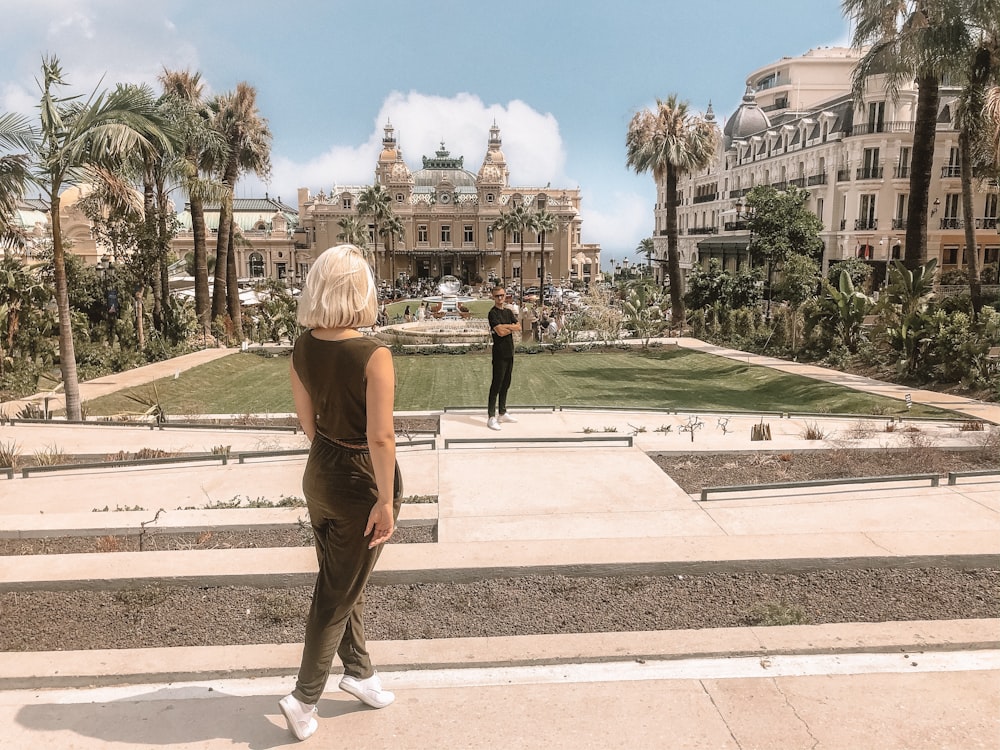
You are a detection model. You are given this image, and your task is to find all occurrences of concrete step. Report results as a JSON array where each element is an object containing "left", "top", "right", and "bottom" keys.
[
  {"left": 2, "top": 619, "right": 997, "bottom": 690},
  {"left": 3, "top": 531, "right": 997, "bottom": 592}
]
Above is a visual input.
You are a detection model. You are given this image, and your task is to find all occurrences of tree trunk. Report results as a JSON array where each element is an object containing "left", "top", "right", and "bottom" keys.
[
  {"left": 539, "top": 230, "right": 546, "bottom": 299},
  {"left": 212, "top": 163, "right": 237, "bottom": 322},
  {"left": 225, "top": 222, "right": 243, "bottom": 339},
  {"left": 959, "top": 128, "right": 982, "bottom": 317},
  {"left": 665, "top": 165, "right": 685, "bottom": 322},
  {"left": 904, "top": 73, "right": 940, "bottom": 270},
  {"left": 49, "top": 193, "right": 82, "bottom": 421},
  {"left": 156, "top": 176, "right": 171, "bottom": 338},
  {"left": 143, "top": 174, "right": 163, "bottom": 333},
  {"left": 190, "top": 193, "right": 210, "bottom": 335}
]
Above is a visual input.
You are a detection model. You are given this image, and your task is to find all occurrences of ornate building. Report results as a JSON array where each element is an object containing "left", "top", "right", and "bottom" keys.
[
  {"left": 664, "top": 47, "right": 999, "bottom": 286},
  {"left": 296, "top": 123, "right": 601, "bottom": 288},
  {"left": 172, "top": 196, "right": 302, "bottom": 283}
]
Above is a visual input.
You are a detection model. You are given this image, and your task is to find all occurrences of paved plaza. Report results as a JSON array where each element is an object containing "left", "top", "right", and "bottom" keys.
[{"left": 0, "top": 341, "right": 998, "bottom": 748}]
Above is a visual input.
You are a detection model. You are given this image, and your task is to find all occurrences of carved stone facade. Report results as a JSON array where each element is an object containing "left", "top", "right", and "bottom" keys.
[{"left": 296, "top": 123, "right": 601, "bottom": 288}]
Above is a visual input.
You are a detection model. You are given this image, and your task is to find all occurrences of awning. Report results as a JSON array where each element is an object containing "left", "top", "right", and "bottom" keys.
[{"left": 696, "top": 234, "right": 751, "bottom": 251}]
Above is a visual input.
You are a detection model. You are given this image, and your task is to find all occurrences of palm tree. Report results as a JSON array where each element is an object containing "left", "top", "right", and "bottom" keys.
[
  {"left": 844, "top": 0, "right": 974, "bottom": 270},
  {"left": 357, "top": 184, "right": 392, "bottom": 282},
  {"left": 208, "top": 83, "right": 272, "bottom": 338},
  {"left": 33, "top": 55, "right": 170, "bottom": 420},
  {"left": 0, "top": 113, "right": 34, "bottom": 247},
  {"left": 626, "top": 95, "right": 718, "bottom": 322},
  {"left": 379, "top": 213, "right": 405, "bottom": 287},
  {"left": 159, "top": 69, "right": 226, "bottom": 335},
  {"left": 533, "top": 208, "right": 556, "bottom": 294},
  {"left": 491, "top": 209, "right": 516, "bottom": 284},
  {"left": 635, "top": 237, "right": 655, "bottom": 277},
  {"left": 507, "top": 200, "right": 532, "bottom": 289},
  {"left": 987, "top": 85, "right": 1000, "bottom": 169},
  {"left": 337, "top": 216, "right": 369, "bottom": 248}
]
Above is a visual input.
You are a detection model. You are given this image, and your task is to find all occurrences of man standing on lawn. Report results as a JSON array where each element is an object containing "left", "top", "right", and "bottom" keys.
[{"left": 487, "top": 286, "right": 519, "bottom": 431}]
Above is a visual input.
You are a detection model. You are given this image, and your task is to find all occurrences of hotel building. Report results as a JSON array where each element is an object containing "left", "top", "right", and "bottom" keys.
[{"left": 662, "top": 47, "right": 999, "bottom": 286}]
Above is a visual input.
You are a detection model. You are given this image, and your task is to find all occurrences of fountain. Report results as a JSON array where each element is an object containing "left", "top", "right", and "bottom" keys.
[{"left": 377, "top": 275, "right": 491, "bottom": 346}]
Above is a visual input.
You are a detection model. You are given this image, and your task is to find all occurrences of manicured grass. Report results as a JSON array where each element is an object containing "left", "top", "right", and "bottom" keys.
[{"left": 82, "top": 348, "right": 953, "bottom": 419}]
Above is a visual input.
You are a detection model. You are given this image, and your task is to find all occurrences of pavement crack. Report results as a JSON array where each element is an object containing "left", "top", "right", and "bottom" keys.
[
  {"left": 771, "top": 678, "right": 819, "bottom": 749},
  {"left": 698, "top": 680, "right": 744, "bottom": 749},
  {"left": 862, "top": 531, "right": 893, "bottom": 555}
]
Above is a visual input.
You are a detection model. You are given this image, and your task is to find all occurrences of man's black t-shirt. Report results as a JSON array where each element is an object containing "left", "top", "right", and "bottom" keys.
[{"left": 488, "top": 306, "right": 517, "bottom": 360}]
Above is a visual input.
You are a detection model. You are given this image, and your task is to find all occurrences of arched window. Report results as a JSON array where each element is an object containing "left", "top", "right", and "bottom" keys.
[{"left": 248, "top": 252, "right": 265, "bottom": 278}]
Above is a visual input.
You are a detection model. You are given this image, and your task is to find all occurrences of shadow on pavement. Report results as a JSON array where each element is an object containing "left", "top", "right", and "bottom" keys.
[{"left": 16, "top": 685, "right": 365, "bottom": 749}]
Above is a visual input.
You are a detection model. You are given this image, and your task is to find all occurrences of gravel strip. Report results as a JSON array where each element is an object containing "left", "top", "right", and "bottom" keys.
[{"left": 2, "top": 568, "right": 995, "bottom": 652}]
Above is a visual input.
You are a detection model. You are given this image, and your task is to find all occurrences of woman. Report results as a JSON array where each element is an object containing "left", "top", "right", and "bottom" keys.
[{"left": 279, "top": 244, "right": 402, "bottom": 742}]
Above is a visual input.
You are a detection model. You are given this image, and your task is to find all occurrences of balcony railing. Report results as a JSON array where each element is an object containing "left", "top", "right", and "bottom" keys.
[
  {"left": 893, "top": 165, "right": 910, "bottom": 179},
  {"left": 807, "top": 173, "right": 827, "bottom": 186},
  {"left": 770, "top": 180, "right": 788, "bottom": 191},
  {"left": 836, "top": 169, "right": 852, "bottom": 182},
  {"left": 939, "top": 218, "right": 963, "bottom": 230},
  {"left": 977, "top": 217, "right": 998, "bottom": 229},
  {"left": 848, "top": 121, "right": 915, "bottom": 136},
  {"left": 728, "top": 188, "right": 750, "bottom": 199},
  {"left": 941, "top": 165, "right": 961, "bottom": 178},
  {"left": 692, "top": 193, "right": 718, "bottom": 204},
  {"left": 723, "top": 221, "right": 750, "bottom": 232},
  {"left": 688, "top": 226, "right": 719, "bottom": 235},
  {"left": 855, "top": 219, "right": 878, "bottom": 231},
  {"left": 856, "top": 166, "right": 884, "bottom": 180},
  {"left": 892, "top": 218, "right": 907, "bottom": 230},
  {"left": 788, "top": 177, "right": 806, "bottom": 188}
]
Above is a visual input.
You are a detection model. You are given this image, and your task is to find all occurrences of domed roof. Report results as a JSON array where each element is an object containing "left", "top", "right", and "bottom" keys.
[
  {"left": 412, "top": 143, "right": 478, "bottom": 189},
  {"left": 724, "top": 86, "right": 771, "bottom": 148},
  {"left": 387, "top": 159, "right": 413, "bottom": 185}
]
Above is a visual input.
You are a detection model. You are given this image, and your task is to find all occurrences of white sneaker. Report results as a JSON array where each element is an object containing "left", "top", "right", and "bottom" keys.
[
  {"left": 499, "top": 413, "right": 518, "bottom": 423},
  {"left": 339, "top": 672, "right": 395, "bottom": 709},
  {"left": 487, "top": 417, "right": 501, "bottom": 431},
  {"left": 279, "top": 694, "right": 318, "bottom": 741}
]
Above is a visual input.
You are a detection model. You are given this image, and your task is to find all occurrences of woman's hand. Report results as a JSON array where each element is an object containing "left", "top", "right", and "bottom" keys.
[{"left": 365, "top": 501, "right": 395, "bottom": 548}]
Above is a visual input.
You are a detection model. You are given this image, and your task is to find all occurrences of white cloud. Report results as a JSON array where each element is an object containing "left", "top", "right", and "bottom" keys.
[
  {"left": 579, "top": 191, "right": 652, "bottom": 265},
  {"left": 255, "top": 91, "right": 568, "bottom": 201},
  {"left": 1, "top": 0, "right": 201, "bottom": 114}
]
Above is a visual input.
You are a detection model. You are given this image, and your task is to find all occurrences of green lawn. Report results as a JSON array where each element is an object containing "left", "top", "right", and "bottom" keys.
[{"left": 82, "top": 349, "right": 954, "bottom": 419}]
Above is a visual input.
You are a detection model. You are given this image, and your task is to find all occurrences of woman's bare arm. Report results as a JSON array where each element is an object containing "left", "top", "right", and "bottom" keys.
[{"left": 365, "top": 346, "right": 397, "bottom": 547}]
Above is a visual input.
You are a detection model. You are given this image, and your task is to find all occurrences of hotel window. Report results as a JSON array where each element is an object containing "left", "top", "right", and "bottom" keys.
[
  {"left": 441, "top": 225, "right": 451, "bottom": 243},
  {"left": 342, "top": 197, "right": 352, "bottom": 209},
  {"left": 486, "top": 193, "right": 495, "bottom": 203},
  {"left": 513, "top": 230, "right": 522, "bottom": 244},
  {"left": 395, "top": 193, "right": 404, "bottom": 203},
  {"left": 945, "top": 247, "right": 959, "bottom": 264},
  {"left": 367, "top": 224, "right": 375, "bottom": 243},
  {"left": 816, "top": 198, "right": 824, "bottom": 226},
  {"left": 985, "top": 194, "right": 997, "bottom": 218},
  {"left": 859, "top": 194, "right": 876, "bottom": 229},
  {"left": 944, "top": 194, "right": 960, "bottom": 218},
  {"left": 463, "top": 225, "right": 474, "bottom": 243},
  {"left": 897, "top": 147, "right": 911, "bottom": 177},
  {"left": 417, "top": 224, "right": 428, "bottom": 243}
]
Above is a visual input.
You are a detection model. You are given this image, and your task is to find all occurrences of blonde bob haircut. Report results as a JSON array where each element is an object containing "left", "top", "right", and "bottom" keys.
[{"left": 296, "top": 245, "right": 378, "bottom": 329}]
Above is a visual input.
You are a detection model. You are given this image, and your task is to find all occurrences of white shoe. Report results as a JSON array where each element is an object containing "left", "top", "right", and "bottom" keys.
[
  {"left": 487, "top": 417, "right": 501, "bottom": 431},
  {"left": 499, "top": 413, "right": 518, "bottom": 423},
  {"left": 339, "top": 672, "right": 395, "bottom": 709},
  {"left": 279, "top": 694, "right": 318, "bottom": 741}
]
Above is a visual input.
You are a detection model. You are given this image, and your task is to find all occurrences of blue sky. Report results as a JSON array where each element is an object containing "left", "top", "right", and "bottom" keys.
[{"left": 2, "top": 0, "right": 851, "bottom": 263}]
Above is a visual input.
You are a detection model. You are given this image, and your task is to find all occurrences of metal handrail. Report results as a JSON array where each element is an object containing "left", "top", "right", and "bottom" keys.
[
  {"left": 700, "top": 473, "right": 940, "bottom": 501},
  {"left": 947, "top": 470, "right": 1000, "bottom": 485},
  {"left": 21, "top": 452, "right": 228, "bottom": 478}
]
